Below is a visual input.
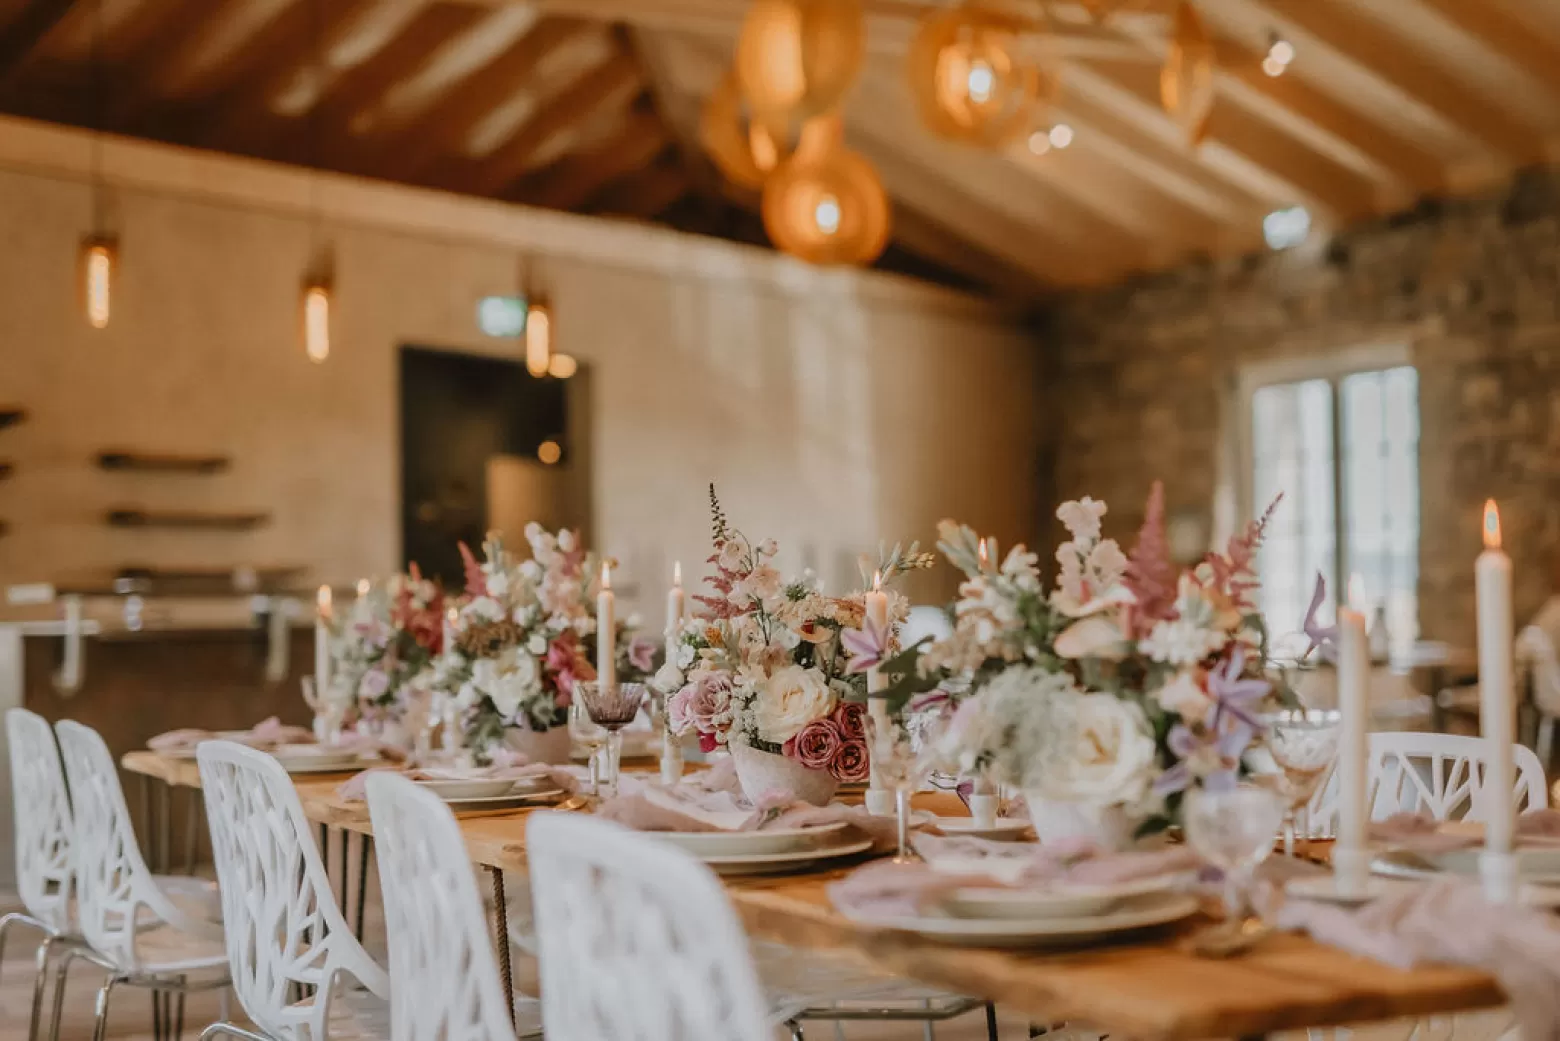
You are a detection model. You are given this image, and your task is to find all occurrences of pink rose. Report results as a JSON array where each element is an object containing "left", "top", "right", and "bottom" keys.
[
  {"left": 786, "top": 718, "right": 842, "bottom": 770},
  {"left": 834, "top": 701, "right": 866, "bottom": 741},
  {"left": 669, "top": 673, "right": 732, "bottom": 737},
  {"left": 627, "top": 637, "right": 657, "bottom": 673},
  {"left": 831, "top": 740, "right": 870, "bottom": 783}
]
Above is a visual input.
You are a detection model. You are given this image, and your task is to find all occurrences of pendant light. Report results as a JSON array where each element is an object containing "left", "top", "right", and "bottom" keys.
[
  {"left": 701, "top": 66, "right": 792, "bottom": 190},
  {"left": 907, "top": 2, "right": 1054, "bottom": 149},
  {"left": 300, "top": 0, "right": 333, "bottom": 363},
  {"left": 735, "top": 0, "right": 865, "bottom": 123},
  {"left": 79, "top": 0, "right": 116, "bottom": 330},
  {"left": 521, "top": 254, "right": 552, "bottom": 378},
  {"left": 761, "top": 115, "right": 890, "bottom": 267}
]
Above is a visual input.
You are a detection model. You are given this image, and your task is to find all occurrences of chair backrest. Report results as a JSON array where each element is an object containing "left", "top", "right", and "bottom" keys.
[
  {"left": 1312, "top": 731, "right": 1548, "bottom": 829},
  {"left": 526, "top": 812, "right": 771, "bottom": 1041},
  {"left": 6, "top": 709, "right": 73, "bottom": 932},
  {"left": 197, "top": 740, "right": 387, "bottom": 1040},
  {"left": 54, "top": 720, "right": 216, "bottom": 969},
  {"left": 1518, "top": 625, "right": 1560, "bottom": 716},
  {"left": 364, "top": 773, "right": 516, "bottom": 1041}
]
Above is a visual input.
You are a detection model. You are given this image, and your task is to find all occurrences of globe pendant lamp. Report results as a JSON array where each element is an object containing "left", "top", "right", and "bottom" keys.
[
  {"left": 736, "top": 0, "right": 865, "bottom": 123},
  {"left": 761, "top": 115, "right": 890, "bottom": 267},
  {"left": 907, "top": 2, "right": 1053, "bottom": 148},
  {"left": 701, "top": 67, "right": 791, "bottom": 190}
]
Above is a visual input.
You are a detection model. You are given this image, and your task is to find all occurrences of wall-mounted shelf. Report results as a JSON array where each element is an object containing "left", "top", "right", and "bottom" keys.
[
  {"left": 0, "top": 408, "right": 24, "bottom": 430},
  {"left": 107, "top": 508, "right": 269, "bottom": 531},
  {"left": 97, "top": 450, "right": 230, "bottom": 474}
]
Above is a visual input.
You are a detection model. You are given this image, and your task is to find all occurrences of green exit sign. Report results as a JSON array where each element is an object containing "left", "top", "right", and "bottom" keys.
[{"left": 477, "top": 295, "right": 527, "bottom": 338}]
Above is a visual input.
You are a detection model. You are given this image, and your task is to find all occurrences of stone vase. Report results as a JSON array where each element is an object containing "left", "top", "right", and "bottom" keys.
[
  {"left": 503, "top": 725, "right": 573, "bottom": 765},
  {"left": 1022, "top": 791, "right": 1135, "bottom": 850},
  {"left": 732, "top": 743, "right": 838, "bottom": 807}
]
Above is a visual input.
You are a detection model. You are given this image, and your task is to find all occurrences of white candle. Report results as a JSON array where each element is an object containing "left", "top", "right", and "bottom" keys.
[
  {"left": 1477, "top": 500, "right": 1516, "bottom": 901},
  {"left": 665, "top": 561, "right": 685, "bottom": 661},
  {"left": 597, "top": 559, "right": 616, "bottom": 694},
  {"left": 314, "top": 585, "right": 332, "bottom": 701},
  {"left": 864, "top": 571, "right": 894, "bottom": 816},
  {"left": 1334, "top": 599, "right": 1370, "bottom": 898},
  {"left": 865, "top": 571, "right": 889, "bottom": 695}
]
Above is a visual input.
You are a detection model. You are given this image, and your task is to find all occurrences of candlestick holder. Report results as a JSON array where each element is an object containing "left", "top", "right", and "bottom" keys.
[
  {"left": 1479, "top": 850, "right": 1518, "bottom": 904},
  {"left": 1331, "top": 847, "right": 1371, "bottom": 900}
]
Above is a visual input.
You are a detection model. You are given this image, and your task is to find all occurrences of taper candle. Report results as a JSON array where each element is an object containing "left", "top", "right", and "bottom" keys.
[
  {"left": 1477, "top": 500, "right": 1516, "bottom": 902},
  {"left": 864, "top": 571, "right": 894, "bottom": 816},
  {"left": 1334, "top": 594, "right": 1370, "bottom": 898},
  {"left": 314, "top": 585, "right": 332, "bottom": 701},
  {"left": 597, "top": 559, "right": 616, "bottom": 694},
  {"left": 665, "top": 562, "right": 685, "bottom": 661}
]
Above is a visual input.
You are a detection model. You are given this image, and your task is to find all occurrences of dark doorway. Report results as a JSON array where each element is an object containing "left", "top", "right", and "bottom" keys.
[{"left": 399, "top": 346, "right": 570, "bottom": 587}]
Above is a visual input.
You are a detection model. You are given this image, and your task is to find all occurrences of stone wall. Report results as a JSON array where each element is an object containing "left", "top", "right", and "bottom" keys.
[{"left": 1041, "top": 167, "right": 1560, "bottom": 646}]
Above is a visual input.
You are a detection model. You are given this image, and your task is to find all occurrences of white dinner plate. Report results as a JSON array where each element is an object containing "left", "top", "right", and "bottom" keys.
[
  {"left": 932, "top": 817, "right": 1032, "bottom": 842},
  {"left": 443, "top": 788, "right": 567, "bottom": 811},
  {"left": 415, "top": 777, "right": 523, "bottom": 800},
  {"left": 700, "top": 838, "right": 875, "bottom": 876},
  {"left": 651, "top": 822, "right": 850, "bottom": 858},
  {"left": 942, "top": 874, "right": 1186, "bottom": 920},
  {"left": 846, "top": 891, "right": 1199, "bottom": 948},
  {"left": 270, "top": 745, "right": 364, "bottom": 772},
  {"left": 1374, "top": 847, "right": 1560, "bottom": 885}
]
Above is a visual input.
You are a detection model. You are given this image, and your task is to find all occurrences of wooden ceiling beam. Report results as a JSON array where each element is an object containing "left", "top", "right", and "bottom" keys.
[
  {"left": 382, "top": 16, "right": 596, "bottom": 182},
  {"left": 1415, "top": 0, "right": 1560, "bottom": 104},
  {"left": 1251, "top": 0, "right": 1540, "bottom": 164},
  {"left": 519, "top": 108, "right": 671, "bottom": 210},
  {"left": 467, "top": 48, "right": 643, "bottom": 196},
  {"left": 107, "top": 0, "right": 257, "bottom": 129},
  {"left": 1068, "top": 58, "right": 1375, "bottom": 222},
  {"left": 589, "top": 156, "right": 692, "bottom": 219},
  {"left": 0, "top": 0, "right": 77, "bottom": 82}
]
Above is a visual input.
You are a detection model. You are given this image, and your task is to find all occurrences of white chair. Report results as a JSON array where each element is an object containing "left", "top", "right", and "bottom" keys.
[
  {"left": 526, "top": 812, "right": 772, "bottom": 1041},
  {"left": 195, "top": 740, "right": 389, "bottom": 1041},
  {"left": 363, "top": 772, "right": 540, "bottom": 1041},
  {"left": 51, "top": 720, "right": 232, "bottom": 1041},
  {"left": 1312, "top": 731, "right": 1548, "bottom": 830},
  {"left": 3, "top": 709, "right": 79, "bottom": 1041},
  {"left": 1517, "top": 625, "right": 1560, "bottom": 766}
]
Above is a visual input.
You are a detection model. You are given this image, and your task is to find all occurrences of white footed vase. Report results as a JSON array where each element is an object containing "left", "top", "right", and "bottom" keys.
[
  {"left": 505, "top": 725, "right": 573, "bottom": 765},
  {"left": 732, "top": 743, "right": 838, "bottom": 807},
  {"left": 1023, "top": 791, "right": 1135, "bottom": 850}
]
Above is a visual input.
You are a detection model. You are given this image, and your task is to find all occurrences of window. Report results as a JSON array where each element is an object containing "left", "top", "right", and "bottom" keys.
[{"left": 1246, "top": 358, "right": 1420, "bottom": 655}]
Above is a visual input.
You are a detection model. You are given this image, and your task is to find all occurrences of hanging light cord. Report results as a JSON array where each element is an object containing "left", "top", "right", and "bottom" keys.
[
  {"left": 306, "top": 0, "right": 326, "bottom": 273},
  {"left": 88, "top": 0, "right": 106, "bottom": 232}
]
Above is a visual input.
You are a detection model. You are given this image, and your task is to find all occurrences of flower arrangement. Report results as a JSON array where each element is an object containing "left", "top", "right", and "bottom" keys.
[
  {"left": 660, "top": 487, "right": 932, "bottom": 785},
  {"left": 437, "top": 525, "right": 656, "bottom": 755},
  {"left": 900, "top": 483, "right": 1290, "bottom": 832},
  {"left": 324, "top": 566, "right": 446, "bottom": 734}
]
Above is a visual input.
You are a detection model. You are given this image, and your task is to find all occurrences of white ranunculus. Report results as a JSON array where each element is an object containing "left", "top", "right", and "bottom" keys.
[
  {"left": 471, "top": 649, "right": 540, "bottom": 718},
  {"left": 754, "top": 665, "right": 837, "bottom": 744},
  {"left": 1036, "top": 693, "right": 1157, "bottom": 806}
]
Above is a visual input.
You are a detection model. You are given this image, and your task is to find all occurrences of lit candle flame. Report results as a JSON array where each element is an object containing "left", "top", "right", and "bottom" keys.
[
  {"left": 601, "top": 559, "right": 612, "bottom": 591},
  {"left": 978, "top": 538, "right": 989, "bottom": 568},
  {"left": 1483, "top": 499, "right": 1502, "bottom": 550},
  {"left": 356, "top": 578, "right": 370, "bottom": 597},
  {"left": 316, "top": 585, "right": 331, "bottom": 615},
  {"left": 872, "top": 570, "right": 882, "bottom": 592},
  {"left": 673, "top": 561, "right": 682, "bottom": 587},
  {"left": 1347, "top": 573, "right": 1367, "bottom": 611}
]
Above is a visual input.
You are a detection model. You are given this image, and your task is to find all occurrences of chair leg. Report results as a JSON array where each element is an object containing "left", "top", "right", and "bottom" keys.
[
  {"left": 47, "top": 948, "right": 79, "bottom": 1041},
  {"left": 0, "top": 910, "right": 22, "bottom": 984},
  {"left": 986, "top": 1002, "right": 1000, "bottom": 1041},
  {"left": 91, "top": 975, "right": 124, "bottom": 1041},
  {"left": 788, "top": 1021, "right": 806, "bottom": 1041},
  {"left": 28, "top": 934, "right": 62, "bottom": 1041}
]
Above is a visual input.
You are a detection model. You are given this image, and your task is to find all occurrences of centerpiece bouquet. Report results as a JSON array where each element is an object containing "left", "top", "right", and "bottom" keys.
[
  {"left": 319, "top": 566, "right": 446, "bottom": 746},
  {"left": 893, "top": 483, "right": 1290, "bottom": 843},
  {"left": 660, "top": 488, "right": 932, "bottom": 805},
  {"left": 437, "top": 524, "right": 656, "bottom": 763}
]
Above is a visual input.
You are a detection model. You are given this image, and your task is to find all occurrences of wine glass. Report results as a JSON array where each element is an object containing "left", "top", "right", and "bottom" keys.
[
  {"left": 865, "top": 709, "right": 932, "bottom": 863},
  {"left": 569, "top": 697, "right": 607, "bottom": 797},
  {"left": 1264, "top": 709, "right": 1342, "bottom": 857},
  {"left": 1184, "top": 786, "right": 1285, "bottom": 920},
  {"left": 578, "top": 682, "right": 648, "bottom": 799}
]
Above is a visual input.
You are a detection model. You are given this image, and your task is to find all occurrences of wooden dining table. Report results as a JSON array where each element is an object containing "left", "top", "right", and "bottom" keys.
[{"left": 122, "top": 749, "right": 1509, "bottom": 1041}]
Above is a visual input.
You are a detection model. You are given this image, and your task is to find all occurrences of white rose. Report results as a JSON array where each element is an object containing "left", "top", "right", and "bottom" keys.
[
  {"left": 754, "top": 665, "right": 837, "bottom": 744},
  {"left": 1037, "top": 693, "right": 1157, "bottom": 806},
  {"left": 653, "top": 662, "right": 684, "bottom": 694},
  {"left": 472, "top": 649, "right": 539, "bottom": 718}
]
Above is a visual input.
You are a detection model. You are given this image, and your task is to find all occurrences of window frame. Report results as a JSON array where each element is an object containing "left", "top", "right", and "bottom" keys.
[{"left": 1232, "top": 342, "right": 1414, "bottom": 613}]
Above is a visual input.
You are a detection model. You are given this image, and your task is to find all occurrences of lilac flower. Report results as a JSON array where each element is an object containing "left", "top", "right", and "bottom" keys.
[
  {"left": 1154, "top": 716, "right": 1255, "bottom": 796},
  {"left": 841, "top": 615, "right": 890, "bottom": 675},
  {"left": 1302, "top": 572, "right": 1337, "bottom": 663},
  {"left": 1207, "top": 648, "right": 1269, "bottom": 731}
]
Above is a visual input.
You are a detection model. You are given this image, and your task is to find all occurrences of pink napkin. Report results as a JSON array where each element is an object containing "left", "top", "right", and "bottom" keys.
[
  {"left": 333, "top": 762, "right": 575, "bottom": 803},
  {"left": 828, "top": 841, "right": 1200, "bottom": 920},
  {"left": 1371, "top": 809, "right": 1560, "bottom": 853},
  {"left": 245, "top": 717, "right": 314, "bottom": 748},
  {"left": 149, "top": 728, "right": 215, "bottom": 752},
  {"left": 1277, "top": 879, "right": 1560, "bottom": 1041}
]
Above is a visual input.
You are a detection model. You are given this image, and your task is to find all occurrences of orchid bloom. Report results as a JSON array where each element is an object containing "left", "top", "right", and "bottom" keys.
[
  {"left": 1301, "top": 572, "right": 1337, "bottom": 663},
  {"left": 1154, "top": 715, "right": 1255, "bottom": 796},
  {"left": 840, "top": 614, "right": 890, "bottom": 675},
  {"left": 1206, "top": 648, "right": 1270, "bottom": 731}
]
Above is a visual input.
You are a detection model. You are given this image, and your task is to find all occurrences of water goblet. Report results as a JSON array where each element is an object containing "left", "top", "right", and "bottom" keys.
[
  {"left": 578, "top": 682, "right": 648, "bottom": 799},
  {"left": 864, "top": 709, "right": 932, "bottom": 863},
  {"left": 1264, "top": 709, "right": 1342, "bottom": 857},
  {"left": 1184, "top": 786, "right": 1285, "bottom": 921},
  {"left": 569, "top": 696, "right": 607, "bottom": 796}
]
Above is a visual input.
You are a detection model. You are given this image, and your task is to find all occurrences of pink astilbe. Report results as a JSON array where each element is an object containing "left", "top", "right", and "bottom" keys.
[
  {"left": 458, "top": 541, "right": 487, "bottom": 598},
  {"left": 1203, "top": 494, "right": 1283, "bottom": 612},
  {"left": 1122, "top": 481, "right": 1179, "bottom": 637}
]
